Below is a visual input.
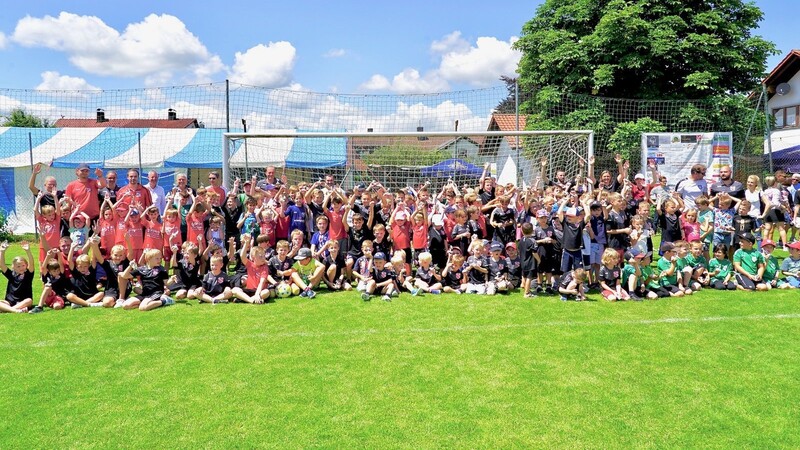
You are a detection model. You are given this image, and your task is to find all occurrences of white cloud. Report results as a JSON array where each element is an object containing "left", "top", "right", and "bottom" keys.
[
  {"left": 430, "top": 31, "right": 470, "bottom": 55},
  {"left": 228, "top": 42, "right": 296, "bottom": 87},
  {"left": 438, "top": 36, "right": 521, "bottom": 86},
  {"left": 0, "top": 32, "right": 7, "bottom": 50},
  {"left": 361, "top": 32, "right": 521, "bottom": 92},
  {"left": 323, "top": 48, "right": 346, "bottom": 58},
  {"left": 359, "top": 69, "right": 449, "bottom": 94},
  {"left": 12, "top": 12, "right": 225, "bottom": 83},
  {"left": 35, "top": 71, "right": 100, "bottom": 91}
]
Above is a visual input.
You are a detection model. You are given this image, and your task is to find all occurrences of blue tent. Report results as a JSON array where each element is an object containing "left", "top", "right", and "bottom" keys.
[{"left": 421, "top": 159, "right": 483, "bottom": 178}]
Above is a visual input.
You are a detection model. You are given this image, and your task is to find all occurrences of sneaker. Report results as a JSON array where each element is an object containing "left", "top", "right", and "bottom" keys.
[
  {"left": 560, "top": 295, "right": 569, "bottom": 301},
  {"left": 70, "top": 303, "right": 83, "bottom": 309},
  {"left": 18, "top": 307, "right": 28, "bottom": 313},
  {"left": 89, "top": 302, "right": 103, "bottom": 308},
  {"left": 382, "top": 295, "right": 392, "bottom": 302},
  {"left": 299, "top": 289, "right": 308, "bottom": 298},
  {"left": 390, "top": 290, "right": 399, "bottom": 298},
  {"left": 28, "top": 306, "right": 44, "bottom": 314},
  {"left": 536, "top": 286, "right": 544, "bottom": 294},
  {"left": 114, "top": 299, "right": 125, "bottom": 309},
  {"left": 544, "top": 286, "right": 554, "bottom": 294},
  {"left": 629, "top": 292, "right": 643, "bottom": 301},
  {"left": 430, "top": 289, "right": 441, "bottom": 295},
  {"left": 212, "top": 299, "right": 228, "bottom": 304},
  {"left": 453, "top": 289, "right": 462, "bottom": 295},
  {"left": 306, "top": 289, "right": 316, "bottom": 299},
  {"left": 361, "top": 292, "right": 371, "bottom": 301},
  {"left": 524, "top": 292, "right": 536, "bottom": 298},
  {"left": 161, "top": 296, "right": 175, "bottom": 306},
  {"left": 411, "top": 288, "right": 420, "bottom": 296}
]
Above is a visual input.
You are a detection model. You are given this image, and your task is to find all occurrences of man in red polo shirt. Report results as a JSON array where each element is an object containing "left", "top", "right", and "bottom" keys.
[
  {"left": 118, "top": 169, "right": 153, "bottom": 210},
  {"left": 206, "top": 170, "right": 227, "bottom": 200},
  {"left": 64, "top": 163, "right": 106, "bottom": 220}
]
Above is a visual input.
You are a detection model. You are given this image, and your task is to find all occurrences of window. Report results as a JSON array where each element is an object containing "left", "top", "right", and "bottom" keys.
[
  {"left": 773, "top": 105, "right": 800, "bottom": 129},
  {"left": 775, "top": 109, "right": 785, "bottom": 128},
  {"left": 787, "top": 107, "right": 797, "bottom": 127}
]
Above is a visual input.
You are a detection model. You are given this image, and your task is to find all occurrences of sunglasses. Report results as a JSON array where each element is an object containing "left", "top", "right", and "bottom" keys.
[{"left": 208, "top": 177, "right": 217, "bottom": 180}]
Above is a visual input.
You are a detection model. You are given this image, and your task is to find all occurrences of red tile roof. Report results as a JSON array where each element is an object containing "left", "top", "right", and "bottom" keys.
[
  {"left": 762, "top": 50, "right": 800, "bottom": 100},
  {"left": 487, "top": 113, "right": 527, "bottom": 150},
  {"left": 54, "top": 118, "right": 199, "bottom": 128}
]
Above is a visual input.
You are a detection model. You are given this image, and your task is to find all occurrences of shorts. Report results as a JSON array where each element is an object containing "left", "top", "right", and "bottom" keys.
[
  {"left": 764, "top": 209, "right": 785, "bottom": 224},
  {"left": 104, "top": 286, "right": 132, "bottom": 300},
  {"left": 356, "top": 280, "right": 370, "bottom": 292},
  {"left": 560, "top": 249, "right": 583, "bottom": 274},
  {"left": 44, "top": 291, "right": 65, "bottom": 309},
  {"left": 662, "top": 285, "right": 682, "bottom": 294},
  {"left": 713, "top": 232, "right": 733, "bottom": 247},
  {"left": 230, "top": 273, "right": 246, "bottom": 289},
  {"left": 141, "top": 292, "right": 165, "bottom": 303},
  {"left": 589, "top": 243, "right": 604, "bottom": 265},
  {"left": 522, "top": 269, "right": 537, "bottom": 280}
]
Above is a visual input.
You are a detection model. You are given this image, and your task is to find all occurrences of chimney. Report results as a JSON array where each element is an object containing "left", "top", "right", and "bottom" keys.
[
  {"left": 416, "top": 126, "right": 428, "bottom": 141},
  {"left": 96, "top": 108, "right": 107, "bottom": 123},
  {"left": 367, "top": 128, "right": 373, "bottom": 132},
  {"left": 168, "top": 108, "right": 177, "bottom": 120}
]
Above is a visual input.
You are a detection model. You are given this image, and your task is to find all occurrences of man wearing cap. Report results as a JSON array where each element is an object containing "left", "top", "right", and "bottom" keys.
[
  {"left": 64, "top": 163, "right": 107, "bottom": 221},
  {"left": 117, "top": 169, "right": 152, "bottom": 211}
]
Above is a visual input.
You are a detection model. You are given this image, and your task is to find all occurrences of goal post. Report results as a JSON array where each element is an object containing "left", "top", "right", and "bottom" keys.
[{"left": 222, "top": 130, "right": 594, "bottom": 190}]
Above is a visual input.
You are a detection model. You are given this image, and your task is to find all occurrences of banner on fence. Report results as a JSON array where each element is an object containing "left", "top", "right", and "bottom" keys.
[{"left": 641, "top": 132, "right": 733, "bottom": 187}]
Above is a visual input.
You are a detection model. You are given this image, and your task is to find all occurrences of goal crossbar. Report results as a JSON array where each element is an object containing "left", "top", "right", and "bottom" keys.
[{"left": 222, "top": 130, "right": 594, "bottom": 189}]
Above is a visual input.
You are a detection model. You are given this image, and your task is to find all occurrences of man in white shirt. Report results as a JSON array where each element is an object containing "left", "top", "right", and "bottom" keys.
[
  {"left": 676, "top": 164, "right": 708, "bottom": 210},
  {"left": 146, "top": 170, "right": 167, "bottom": 215}
]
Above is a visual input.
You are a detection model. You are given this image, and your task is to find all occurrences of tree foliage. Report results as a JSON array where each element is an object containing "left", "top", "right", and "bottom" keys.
[
  {"left": 512, "top": 0, "right": 777, "bottom": 171},
  {"left": 514, "top": 0, "right": 776, "bottom": 99},
  {"left": 607, "top": 117, "right": 666, "bottom": 164},
  {"left": 1, "top": 108, "right": 51, "bottom": 127}
]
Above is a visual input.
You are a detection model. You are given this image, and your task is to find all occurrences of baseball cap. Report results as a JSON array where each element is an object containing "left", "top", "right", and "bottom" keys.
[
  {"left": 396, "top": 211, "right": 407, "bottom": 221},
  {"left": 739, "top": 232, "right": 756, "bottom": 243},
  {"left": 373, "top": 252, "right": 386, "bottom": 260},
  {"left": 505, "top": 242, "right": 517, "bottom": 250},
  {"left": 634, "top": 173, "right": 645, "bottom": 180},
  {"left": 490, "top": 242, "right": 503, "bottom": 252},
  {"left": 660, "top": 242, "right": 675, "bottom": 252},
  {"left": 787, "top": 241, "right": 800, "bottom": 250},
  {"left": 263, "top": 184, "right": 276, "bottom": 191},
  {"left": 761, "top": 239, "right": 776, "bottom": 248},
  {"left": 444, "top": 206, "right": 457, "bottom": 214},
  {"left": 590, "top": 201, "right": 603, "bottom": 210},
  {"left": 624, "top": 248, "right": 645, "bottom": 261},
  {"left": 536, "top": 209, "right": 549, "bottom": 218},
  {"left": 76, "top": 163, "right": 90, "bottom": 171},
  {"left": 431, "top": 214, "right": 444, "bottom": 226},
  {"left": 129, "top": 209, "right": 140, "bottom": 216},
  {"left": 294, "top": 248, "right": 312, "bottom": 260}
]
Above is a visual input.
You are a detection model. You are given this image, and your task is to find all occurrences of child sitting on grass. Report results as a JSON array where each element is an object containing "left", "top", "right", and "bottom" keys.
[
  {"left": 361, "top": 252, "right": 398, "bottom": 302},
  {"left": 622, "top": 249, "right": 657, "bottom": 300},
  {"left": 779, "top": 241, "right": 800, "bottom": 288},
  {"left": 708, "top": 244, "right": 736, "bottom": 291},
  {"left": 291, "top": 248, "right": 324, "bottom": 299},
  {"left": 558, "top": 267, "right": 587, "bottom": 301},
  {"left": 0, "top": 241, "right": 34, "bottom": 313},
  {"left": 120, "top": 249, "right": 173, "bottom": 311},
  {"left": 66, "top": 237, "right": 105, "bottom": 308},
  {"left": 732, "top": 232, "right": 767, "bottom": 291},
  {"left": 197, "top": 255, "right": 232, "bottom": 304},
  {"left": 760, "top": 239, "right": 789, "bottom": 290},
  {"left": 656, "top": 242, "right": 685, "bottom": 298},
  {"left": 231, "top": 235, "right": 272, "bottom": 304},
  {"left": 599, "top": 248, "right": 629, "bottom": 301},
  {"left": 413, "top": 252, "right": 442, "bottom": 295},
  {"left": 30, "top": 248, "right": 70, "bottom": 314}
]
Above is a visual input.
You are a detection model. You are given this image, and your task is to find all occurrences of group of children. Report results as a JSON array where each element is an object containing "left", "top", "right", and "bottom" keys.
[{"left": 3, "top": 161, "right": 800, "bottom": 315}]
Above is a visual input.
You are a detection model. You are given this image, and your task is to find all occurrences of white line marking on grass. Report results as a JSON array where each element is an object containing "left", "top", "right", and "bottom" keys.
[{"left": 5, "top": 313, "right": 800, "bottom": 350}]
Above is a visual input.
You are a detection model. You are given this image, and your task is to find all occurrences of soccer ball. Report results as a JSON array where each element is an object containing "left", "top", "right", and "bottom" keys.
[{"left": 276, "top": 282, "right": 293, "bottom": 298}]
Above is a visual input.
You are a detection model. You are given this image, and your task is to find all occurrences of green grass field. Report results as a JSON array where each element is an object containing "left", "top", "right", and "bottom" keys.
[{"left": 2, "top": 244, "right": 800, "bottom": 448}]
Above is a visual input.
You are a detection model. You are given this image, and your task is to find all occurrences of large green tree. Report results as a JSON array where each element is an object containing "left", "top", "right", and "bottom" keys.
[
  {"left": 515, "top": 0, "right": 776, "bottom": 99},
  {"left": 1, "top": 108, "right": 51, "bottom": 127},
  {"left": 512, "top": 0, "right": 777, "bottom": 169}
]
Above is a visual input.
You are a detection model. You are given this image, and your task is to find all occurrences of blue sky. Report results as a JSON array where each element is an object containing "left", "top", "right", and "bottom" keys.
[{"left": 0, "top": 0, "right": 795, "bottom": 94}]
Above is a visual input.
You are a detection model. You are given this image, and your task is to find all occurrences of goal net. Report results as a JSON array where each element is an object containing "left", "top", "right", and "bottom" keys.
[{"left": 223, "top": 130, "right": 593, "bottom": 191}]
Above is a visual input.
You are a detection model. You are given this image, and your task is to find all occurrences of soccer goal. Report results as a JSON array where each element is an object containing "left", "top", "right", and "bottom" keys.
[{"left": 222, "top": 130, "right": 593, "bottom": 190}]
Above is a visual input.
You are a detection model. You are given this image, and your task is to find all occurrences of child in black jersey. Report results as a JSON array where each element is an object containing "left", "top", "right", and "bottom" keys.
[
  {"left": 120, "top": 249, "right": 173, "bottom": 311},
  {"left": 66, "top": 238, "right": 104, "bottom": 308},
  {"left": 169, "top": 242, "right": 202, "bottom": 301},
  {"left": 412, "top": 251, "right": 442, "bottom": 295},
  {"left": 197, "top": 255, "right": 232, "bottom": 304}
]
